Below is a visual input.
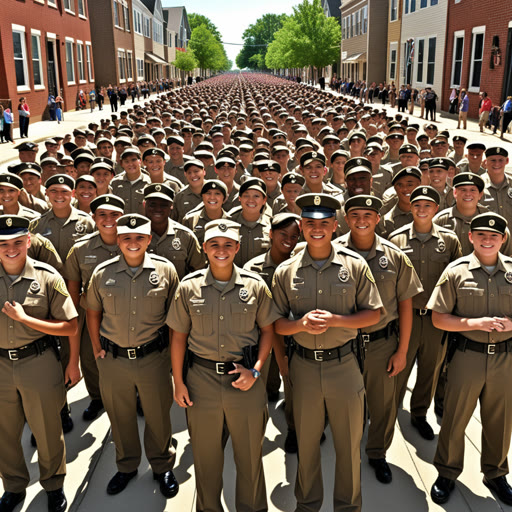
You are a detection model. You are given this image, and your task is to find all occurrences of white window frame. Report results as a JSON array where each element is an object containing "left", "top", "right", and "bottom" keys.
[
  {"left": 65, "top": 37, "right": 75, "bottom": 85},
  {"left": 114, "top": 0, "right": 122, "bottom": 28},
  {"left": 118, "top": 49, "right": 126, "bottom": 82},
  {"left": 426, "top": 36, "right": 436, "bottom": 86},
  {"left": 143, "top": 16, "right": 151, "bottom": 38},
  {"left": 389, "top": 42, "right": 398, "bottom": 80},
  {"left": 126, "top": 50, "right": 133, "bottom": 80},
  {"left": 450, "top": 30, "right": 465, "bottom": 88},
  {"left": 86, "top": 43, "right": 94, "bottom": 82},
  {"left": 390, "top": 0, "right": 398, "bottom": 21},
  {"left": 12, "top": 25, "right": 30, "bottom": 92},
  {"left": 47, "top": 0, "right": 57, "bottom": 7},
  {"left": 137, "top": 58, "right": 144, "bottom": 80},
  {"left": 123, "top": 4, "right": 131, "bottom": 32},
  {"left": 64, "top": 0, "right": 75, "bottom": 15},
  {"left": 133, "top": 9, "right": 143, "bottom": 35},
  {"left": 420, "top": 0, "right": 428, "bottom": 9},
  {"left": 362, "top": 6, "right": 368, "bottom": 34},
  {"left": 77, "top": 40, "right": 86, "bottom": 83},
  {"left": 78, "top": 0, "right": 86, "bottom": 18},
  {"left": 469, "top": 26, "right": 485, "bottom": 93},
  {"left": 30, "top": 30, "right": 44, "bottom": 90}
]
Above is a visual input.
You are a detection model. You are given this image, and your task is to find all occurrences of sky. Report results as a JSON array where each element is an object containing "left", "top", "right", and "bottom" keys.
[{"left": 162, "top": 0, "right": 299, "bottom": 67}]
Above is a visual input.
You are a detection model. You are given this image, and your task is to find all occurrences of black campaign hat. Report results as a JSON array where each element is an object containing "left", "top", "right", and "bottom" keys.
[
  {"left": 410, "top": 185, "right": 440, "bottom": 204},
  {"left": 0, "top": 215, "right": 30, "bottom": 240},
  {"left": 143, "top": 183, "right": 175, "bottom": 202},
  {"left": 470, "top": 212, "right": 507, "bottom": 235},
  {"left": 452, "top": 172, "right": 485, "bottom": 192},
  {"left": 344, "top": 195, "right": 382, "bottom": 213},
  {"left": 90, "top": 194, "right": 125, "bottom": 213}
]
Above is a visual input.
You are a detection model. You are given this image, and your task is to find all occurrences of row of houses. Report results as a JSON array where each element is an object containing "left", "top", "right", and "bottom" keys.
[
  {"left": 340, "top": 0, "right": 512, "bottom": 118},
  {"left": 0, "top": 0, "right": 194, "bottom": 122}
]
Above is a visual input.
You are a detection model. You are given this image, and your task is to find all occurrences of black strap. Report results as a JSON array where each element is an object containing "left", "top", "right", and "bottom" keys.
[
  {"left": 190, "top": 353, "right": 243, "bottom": 375},
  {"left": 291, "top": 339, "right": 354, "bottom": 362},
  {"left": 454, "top": 333, "right": 512, "bottom": 355},
  {"left": 100, "top": 336, "right": 167, "bottom": 360},
  {"left": 359, "top": 320, "right": 398, "bottom": 343},
  {"left": 0, "top": 336, "right": 51, "bottom": 361}
]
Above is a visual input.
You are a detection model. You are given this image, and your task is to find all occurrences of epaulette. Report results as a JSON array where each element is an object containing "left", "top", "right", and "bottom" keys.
[
  {"left": 169, "top": 220, "right": 196, "bottom": 237},
  {"left": 379, "top": 237, "right": 405, "bottom": 253},
  {"left": 450, "top": 256, "right": 471, "bottom": 268},
  {"left": 76, "top": 210, "right": 92, "bottom": 218},
  {"left": 31, "top": 259, "right": 59, "bottom": 274},
  {"left": 148, "top": 253, "right": 170, "bottom": 263},
  {"left": 75, "top": 231, "right": 100, "bottom": 244},
  {"left": 387, "top": 223, "right": 410, "bottom": 238},
  {"left": 238, "top": 268, "right": 264, "bottom": 281},
  {"left": 227, "top": 205, "right": 243, "bottom": 217},
  {"left": 94, "top": 255, "right": 121, "bottom": 272},
  {"left": 181, "top": 268, "right": 207, "bottom": 282},
  {"left": 335, "top": 244, "right": 366, "bottom": 261}
]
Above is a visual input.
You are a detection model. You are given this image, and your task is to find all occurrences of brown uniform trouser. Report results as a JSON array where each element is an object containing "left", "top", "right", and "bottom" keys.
[
  {"left": 97, "top": 348, "right": 175, "bottom": 474},
  {"left": 0, "top": 350, "right": 66, "bottom": 493},
  {"left": 434, "top": 348, "right": 512, "bottom": 480},
  {"left": 364, "top": 334, "right": 399, "bottom": 459},
  {"left": 290, "top": 352, "right": 365, "bottom": 512},
  {"left": 396, "top": 312, "right": 446, "bottom": 417},
  {"left": 77, "top": 307, "right": 101, "bottom": 401},
  {"left": 186, "top": 363, "right": 268, "bottom": 512}
]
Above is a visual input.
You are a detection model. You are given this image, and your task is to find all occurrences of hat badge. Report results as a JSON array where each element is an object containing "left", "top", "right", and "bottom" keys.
[
  {"left": 6, "top": 176, "right": 10, "bottom": 182},
  {"left": 311, "top": 151, "right": 317, "bottom": 158},
  {"left": 58, "top": 177, "right": 64, "bottom": 184},
  {"left": 468, "top": 175, "right": 473, "bottom": 181},
  {"left": 356, "top": 159, "right": 362, "bottom": 165},
  {"left": 489, "top": 219, "right": 496, "bottom": 227},
  {"left": 155, "top": 184, "right": 161, "bottom": 192},
  {"left": 105, "top": 196, "right": 110, "bottom": 202},
  {"left": 366, "top": 198, "right": 372, "bottom": 206},
  {"left": 212, "top": 183, "right": 216, "bottom": 188},
  {"left": 130, "top": 218, "right": 136, "bottom": 227},
  {"left": 314, "top": 195, "right": 321, "bottom": 206},
  {"left": 6, "top": 218, "right": 12, "bottom": 227},
  {"left": 219, "top": 223, "right": 227, "bottom": 232},
  {"left": 423, "top": 187, "right": 428, "bottom": 194},
  {"left": 437, "top": 240, "right": 446, "bottom": 253},
  {"left": 29, "top": 281, "right": 41, "bottom": 294},
  {"left": 497, "top": 148, "right": 501, "bottom": 154}
]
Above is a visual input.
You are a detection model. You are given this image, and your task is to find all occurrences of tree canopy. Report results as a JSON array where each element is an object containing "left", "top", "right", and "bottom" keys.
[
  {"left": 189, "top": 25, "right": 230, "bottom": 73},
  {"left": 236, "top": 13, "right": 288, "bottom": 70},
  {"left": 172, "top": 48, "right": 198, "bottom": 73},
  {"left": 188, "top": 13, "right": 222, "bottom": 42},
  {"left": 265, "top": 0, "right": 340, "bottom": 70}
]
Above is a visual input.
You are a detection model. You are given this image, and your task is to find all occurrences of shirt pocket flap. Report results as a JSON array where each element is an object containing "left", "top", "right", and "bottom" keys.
[{"left": 457, "top": 287, "right": 485, "bottom": 297}]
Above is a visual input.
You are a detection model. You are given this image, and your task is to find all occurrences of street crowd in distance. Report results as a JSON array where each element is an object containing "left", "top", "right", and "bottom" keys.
[{"left": 1, "top": 71, "right": 512, "bottom": 512}]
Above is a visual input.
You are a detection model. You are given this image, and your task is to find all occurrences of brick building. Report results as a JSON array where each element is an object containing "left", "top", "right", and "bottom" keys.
[
  {"left": 0, "top": 0, "right": 95, "bottom": 123},
  {"left": 442, "top": 2, "right": 512, "bottom": 118}
]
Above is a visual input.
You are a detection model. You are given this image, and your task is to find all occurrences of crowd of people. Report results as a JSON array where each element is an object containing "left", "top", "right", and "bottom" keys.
[{"left": 1, "top": 72, "right": 512, "bottom": 512}]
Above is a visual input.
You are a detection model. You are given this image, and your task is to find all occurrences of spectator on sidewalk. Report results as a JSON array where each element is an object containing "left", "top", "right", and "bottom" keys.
[
  {"left": 424, "top": 88, "right": 438, "bottom": 122},
  {"left": 89, "top": 89, "right": 96, "bottom": 113},
  {"left": 478, "top": 91, "right": 492, "bottom": 133},
  {"left": 18, "top": 97, "right": 30, "bottom": 138},
  {"left": 48, "top": 94, "right": 57, "bottom": 121},
  {"left": 501, "top": 96, "right": 512, "bottom": 140},
  {"left": 457, "top": 89, "right": 469, "bottom": 129},
  {"left": 108, "top": 87, "right": 118, "bottom": 112},
  {"left": 97, "top": 88, "right": 104, "bottom": 111},
  {"left": 55, "top": 95, "right": 64, "bottom": 123}
]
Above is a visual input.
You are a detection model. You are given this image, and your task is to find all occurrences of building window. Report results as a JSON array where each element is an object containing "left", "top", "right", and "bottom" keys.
[
  {"left": 426, "top": 37, "right": 436, "bottom": 84},
  {"left": 355, "top": 11, "right": 359, "bottom": 36},
  {"left": 136, "top": 58, "right": 144, "bottom": 79},
  {"left": 153, "top": 21, "right": 163, "bottom": 44},
  {"left": 362, "top": 6, "right": 368, "bottom": 33},
  {"left": 118, "top": 50, "right": 126, "bottom": 81},
  {"left": 114, "top": 1, "right": 121, "bottom": 27},
  {"left": 78, "top": 0, "right": 85, "bottom": 17},
  {"left": 390, "top": 0, "right": 398, "bottom": 21},
  {"left": 350, "top": 13, "right": 355, "bottom": 38},
  {"left": 416, "top": 38, "right": 424, "bottom": 82},
  {"left": 469, "top": 28, "right": 485, "bottom": 91},
  {"left": 126, "top": 51, "right": 133, "bottom": 80},
  {"left": 48, "top": 0, "right": 57, "bottom": 6},
  {"left": 65, "top": 39, "right": 75, "bottom": 83},
  {"left": 144, "top": 16, "right": 151, "bottom": 38},
  {"left": 31, "top": 33, "right": 43, "bottom": 87},
  {"left": 123, "top": 5, "right": 130, "bottom": 31},
  {"left": 342, "top": 17, "right": 345, "bottom": 39},
  {"left": 64, "top": 0, "right": 74, "bottom": 13},
  {"left": 13, "top": 28, "right": 29, "bottom": 89},
  {"left": 420, "top": 0, "right": 427, "bottom": 8},
  {"left": 431, "top": 0, "right": 438, "bottom": 4},
  {"left": 451, "top": 32, "right": 464, "bottom": 87},
  {"left": 390, "top": 46, "right": 397, "bottom": 79},
  {"left": 77, "top": 42, "right": 85, "bottom": 82},
  {"left": 86, "top": 44, "right": 94, "bottom": 81},
  {"left": 134, "top": 10, "right": 142, "bottom": 35}
]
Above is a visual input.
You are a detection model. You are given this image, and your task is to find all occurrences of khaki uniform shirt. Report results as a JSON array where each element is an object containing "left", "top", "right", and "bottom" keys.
[
  {"left": 11, "top": 204, "right": 40, "bottom": 222},
  {"left": 388, "top": 222, "right": 462, "bottom": 309},
  {"left": 300, "top": 183, "right": 340, "bottom": 197},
  {"left": 266, "top": 183, "right": 282, "bottom": 208},
  {"left": 336, "top": 234, "right": 423, "bottom": 332},
  {"left": 456, "top": 159, "right": 486, "bottom": 175},
  {"left": 87, "top": 253, "right": 179, "bottom": 348},
  {"left": 381, "top": 204, "right": 413, "bottom": 239},
  {"left": 272, "top": 244, "right": 383, "bottom": 349},
  {"left": 448, "top": 150, "right": 464, "bottom": 165},
  {"left": 171, "top": 186, "right": 202, "bottom": 222},
  {"left": 0, "top": 258, "right": 77, "bottom": 349},
  {"left": 28, "top": 233, "right": 63, "bottom": 272},
  {"left": 63, "top": 232, "right": 121, "bottom": 308},
  {"left": 110, "top": 171, "right": 151, "bottom": 215},
  {"left": 164, "top": 161, "right": 187, "bottom": 185},
  {"left": 481, "top": 173, "right": 512, "bottom": 224},
  {"left": 244, "top": 251, "right": 279, "bottom": 289},
  {"left": 31, "top": 207, "right": 95, "bottom": 261},
  {"left": 167, "top": 266, "right": 279, "bottom": 361},
  {"left": 223, "top": 182, "right": 240, "bottom": 213},
  {"left": 182, "top": 207, "right": 228, "bottom": 245},
  {"left": 427, "top": 252, "right": 512, "bottom": 343},
  {"left": 227, "top": 209, "right": 271, "bottom": 267},
  {"left": 372, "top": 165, "right": 393, "bottom": 197},
  {"left": 148, "top": 220, "right": 205, "bottom": 279}
]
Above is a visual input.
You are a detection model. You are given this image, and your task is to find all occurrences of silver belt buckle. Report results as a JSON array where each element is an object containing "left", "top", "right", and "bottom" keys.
[
  {"left": 314, "top": 350, "right": 324, "bottom": 361},
  {"left": 8, "top": 350, "right": 19, "bottom": 361},
  {"left": 362, "top": 334, "right": 370, "bottom": 343},
  {"left": 487, "top": 344, "right": 496, "bottom": 355},
  {"left": 216, "top": 362, "right": 225, "bottom": 374},
  {"left": 127, "top": 348, "right": 137, "bottom": 360},
  {"left": 419, "top": 309, "right": 428, "bottom": 316}
]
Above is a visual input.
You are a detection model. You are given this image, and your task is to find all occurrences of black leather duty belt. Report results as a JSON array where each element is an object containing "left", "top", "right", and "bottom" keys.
[
  {"left": 190, "top": 353, "right": 243, "bottom": 375},
  {"left": 360, "top": 320, "right": 398, "bottom": 343},
  {"left": 291, "top": 339, "right": 355, "bottom": 362},
  {"left": 100, "top": 336, "right": 167, "bottom": 360},
  {"left": 0, "top": 336, "right": 51, "bottom": 361},
  {"left": 454, "top": 333, "right": 512, "bottom": 355}
]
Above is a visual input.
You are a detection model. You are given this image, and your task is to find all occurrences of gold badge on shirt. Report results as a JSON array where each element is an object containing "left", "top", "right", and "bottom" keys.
[
  {"left": 149, "top": 271, "right": 159, "bottom": 286},
  {"left": 436, "top": 240, "right": 446, "bottom": 253},
  {"left": 379, "top": 256, "right": 388, "bottom": 269}
]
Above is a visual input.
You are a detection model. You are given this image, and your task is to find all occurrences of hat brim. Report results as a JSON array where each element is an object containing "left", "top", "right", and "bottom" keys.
[
  {"left": 410, "top": 194, "right": 438, "bottom": 204},
  {"left": 204, "top": 230, "right": 239, "bottom": 242},
  {"left": 301, "top": 210, "right": 336, "bottom": 219},
  {"left": 93, "top": 204, "right": 124, "bottom": 213},
  {"left": 0, "top": 229, "right": 29, "bottom": 240},
  {"left": 117, "top": 225, "right": 151, "bottom": 235},
  {"left": 144, "top": 192, "right": 173, "bottom": 202}
]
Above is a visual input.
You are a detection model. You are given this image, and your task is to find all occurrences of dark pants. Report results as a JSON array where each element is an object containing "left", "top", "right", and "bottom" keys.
[
  {"left": 19, "top": 116, "right": 29, "bottom": 138},
  {"left": 110, "top": 100, "right": 118, "bottom": 112},
  {"left": 398, "top": 99, "right": 407, "bottom": 112},
  {"left": 425, "top": 100, "right": 436, "bottom": 121},
  {"left": 503, "top": 112, "right": 512, "bottom": 136}
]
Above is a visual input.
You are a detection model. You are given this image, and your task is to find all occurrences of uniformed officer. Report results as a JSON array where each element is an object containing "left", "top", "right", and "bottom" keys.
[
  {"left": 272, "top": 193, "right": 383, "bottom": 512},
  {"left": 0, "top": 173, "right": 39, "bottom": 221},
  {"left": 481, "top": 147, "right": 512, "bottom": 224},
  {"left": 428, "top": 212, "right": 512, "bottom": 507},
  {"left": 168, "top": 219, "right": 279, "bottom": 512},
  {"left": 299, "top": 151, "right": 340, "bottom": 196},
  {"left": 272, "top": 172, "right": 305, "bottom": 215},
  {"left": 171, "top": 159, "right": 205, "bottom": 222},
  {"left": 143, "top": 183, "right": 205, "bottom": 279},
  {"left": 87, "top": 214, "right": 179, "bottom": 498},
  {"left": 0, "top": 215, "right": 77, "bottom": 512},
  {"left": 388, "top": 186, "right": 462, "bottom": 439},
  {"left": 336, "top": 195, "right": 423, "bottom": 484},
  {"left": 63, "top": 194, "right": 125, "bottom": 421}
]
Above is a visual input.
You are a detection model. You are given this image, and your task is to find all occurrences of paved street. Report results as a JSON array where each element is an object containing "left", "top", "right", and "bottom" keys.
[{"left": 1, "top": 81, "right": 512, "bottom": 511}]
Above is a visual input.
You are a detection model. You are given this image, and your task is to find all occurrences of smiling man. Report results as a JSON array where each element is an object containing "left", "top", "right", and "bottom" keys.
[
  {"left": 171, "top": 159, "right": 205, "bottom": 223},
  {"left": 481, "top": 147, "right": 512, "bottom": 224},
  {"left": 0, "top": 173, "right": 39, "bottom": 221}
]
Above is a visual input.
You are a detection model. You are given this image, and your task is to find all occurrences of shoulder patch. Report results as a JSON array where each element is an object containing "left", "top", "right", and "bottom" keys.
[
  {"left": 436, "top": 272, "right": 449, "bottom": 287},
  {"left": 174, "top": 289, "right": 180, "bottom": 301},
  {"left": 403, "top": 254, "right": 414, "bottom": 268},
  {"left": 66, "top": 245, "right": 76, "bottom": 261},
  {"left": 238, "top": 269, "right": 263, "bottom": 281},
  {"left": 29, "top": 218, "right": 39, "bottom": 231},
  {"left": 54, "top": 277, "right": 69, "bottom": 296},
  {"left": 264, "top": 284, "right": 272, "bottom": 299},
  {"left": 365, "top": 266, "right": 376, "bottom": 283}
]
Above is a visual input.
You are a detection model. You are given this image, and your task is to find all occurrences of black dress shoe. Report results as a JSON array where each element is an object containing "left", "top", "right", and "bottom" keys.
[
  {"left": 153, "top": 470, "right": 179, "bottom": 498},
  {"left": 60, "top": 410, "right": 74, "bottom": 434},
  {"left": 411, "top": 415, "right": 435, "bottom": 440},
  {"left": 0, "top": 491, "right": 26, "bottom": 512},
  {"left": 267, "top": 391, "right": 279, "bottom": 402},
  {"left": 483, "top": 475, "right": 512, "bottom": 506},
  {"left": 82, "top": 399, "right": 104, "bottom": 421},
  {"left": 106, "top": 470, "right": 138, "bottom": 495},
  {"left": 47, "top": 488, "right": 67, "bottom": 512},
  {"left": 284, "top": 429, "right": 297, "bottom": 454},
  {"left": 431, "top": 476, "right": 455, "bottom": 504},
  {"left": 369, "top": 458, "right": 392, "bottom": 484}
]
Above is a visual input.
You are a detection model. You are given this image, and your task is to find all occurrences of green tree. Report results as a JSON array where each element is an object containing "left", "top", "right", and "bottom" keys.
[
  {"left": 188, "top": 13, "right": 222, "bottom": 42},
  {"left": 172, "top": 48, "right": 198, "bottom": 73},
  {"left": 189, "top": 25, "right": 228, "bottom": 73},
  {"left": 236, "top": 13, "right": 287, "bottom": 70},
  {"left": 265, "top": 0, "right": 340, "bottom": 73}
]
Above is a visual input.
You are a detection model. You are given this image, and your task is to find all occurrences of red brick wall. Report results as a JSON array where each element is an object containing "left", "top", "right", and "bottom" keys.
[
  {"left": 0, "top": 0, "right": 95, "bottom": 124},
  {"left": 442, "top": 0, "right": 512, "bottom": 119}
]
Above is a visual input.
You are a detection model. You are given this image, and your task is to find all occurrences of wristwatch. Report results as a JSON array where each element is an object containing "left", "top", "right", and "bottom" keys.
[{"left": 250, "top": 368, "right": 261, "bottom": 379}]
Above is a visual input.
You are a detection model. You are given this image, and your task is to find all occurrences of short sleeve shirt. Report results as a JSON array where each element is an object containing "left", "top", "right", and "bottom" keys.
[{"left": 110, "top": 171, "right": 151, "bottom": 214}]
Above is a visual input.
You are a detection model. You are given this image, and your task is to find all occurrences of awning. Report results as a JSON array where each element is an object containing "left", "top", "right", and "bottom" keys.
[
  {"left": 344, "top": 52, "right": 366, "bottom": 62},
  {"left": 145, "top": 52, "right": 168, "bottom": 65}
]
